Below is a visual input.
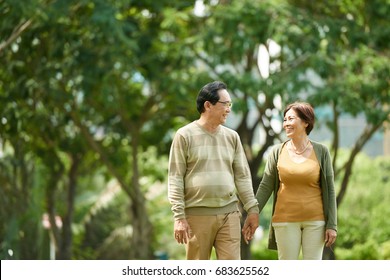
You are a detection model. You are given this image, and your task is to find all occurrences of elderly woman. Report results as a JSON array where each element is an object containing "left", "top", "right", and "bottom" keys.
[{"left": 256, "top": 102, "right": 337, "bottom": 260}]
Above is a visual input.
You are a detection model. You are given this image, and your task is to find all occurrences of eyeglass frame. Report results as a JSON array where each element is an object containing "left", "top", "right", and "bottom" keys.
[{"left": 216, "top": 101, "right": 233, "bottom": 108}]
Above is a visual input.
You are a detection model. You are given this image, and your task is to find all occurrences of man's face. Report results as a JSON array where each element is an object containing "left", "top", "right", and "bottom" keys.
[{"left": 211, "top": 89, "right": 232, "bottom": 124}]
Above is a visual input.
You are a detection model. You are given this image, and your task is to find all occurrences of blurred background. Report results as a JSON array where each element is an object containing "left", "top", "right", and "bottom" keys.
[{"left": 0, "top": 0, "right": 389, "bottom": 260}]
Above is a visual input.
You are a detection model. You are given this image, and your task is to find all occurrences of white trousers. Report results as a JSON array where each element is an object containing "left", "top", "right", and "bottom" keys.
[{"left": 272, "top": 221, "right": 325, "bottom": 260}]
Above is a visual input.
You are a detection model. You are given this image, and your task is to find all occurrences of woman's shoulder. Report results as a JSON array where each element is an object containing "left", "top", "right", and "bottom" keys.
[
  {"left": 268, "top": 141, "right": 286, "bottom": 157},
  {"left": 311, "top": 140, "right": 329, "bottom": 149},
  {"left": 311, "top": 140, "right": 331, "bottom": 156}
]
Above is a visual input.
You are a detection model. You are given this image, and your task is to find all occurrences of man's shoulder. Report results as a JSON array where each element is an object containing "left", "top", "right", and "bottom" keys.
[
  {"left": 175, "top": 121, "right": 198, "bottom": 136},
  {"left": 220, "top": 125, "right": 239, "bottom": 136},
  {"left": 177, "top": 121, "right": 196, "bottom": 130}
]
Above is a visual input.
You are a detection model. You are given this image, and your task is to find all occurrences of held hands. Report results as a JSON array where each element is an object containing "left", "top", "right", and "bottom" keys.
[
  {"left": 241, "top": 213, "right": 259, "bottom": 244},
  {"left": 174, "top": 219, "right": 191, "bottom": 244},
  {"left": 175, "top": 214, "right": 260, "bottom": 245}
]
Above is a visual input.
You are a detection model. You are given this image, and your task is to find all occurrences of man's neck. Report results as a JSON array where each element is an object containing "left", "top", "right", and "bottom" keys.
[{"left": 197, "top": 117, "right": 220, "bottom": 133}]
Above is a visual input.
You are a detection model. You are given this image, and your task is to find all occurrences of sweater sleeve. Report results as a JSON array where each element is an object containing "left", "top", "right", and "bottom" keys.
[
  {"left": 233, "top": 135, "right": 259, "bottom": 214},
  {"left": 256, "top": 145, "right": 279, "bottom": 212},
  {"left": 167, "top": 133, "right": 187, "bottom": 220},
  {"left": 323, "top": 146, "right": 337, "bottom": 231}
]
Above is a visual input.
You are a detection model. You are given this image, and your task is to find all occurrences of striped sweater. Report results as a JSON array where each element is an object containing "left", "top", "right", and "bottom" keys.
[{"left": 168, "top": 121, "right": 259, "bottom": 220}]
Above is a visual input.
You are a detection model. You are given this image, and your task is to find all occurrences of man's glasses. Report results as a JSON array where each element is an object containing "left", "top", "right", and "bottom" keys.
[{"left": 217, "top": 101, "right": 233, "bottom": 108}]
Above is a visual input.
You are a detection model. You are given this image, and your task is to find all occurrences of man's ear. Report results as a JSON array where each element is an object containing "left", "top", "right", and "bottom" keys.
[{"left": 204, "top": 101, "right": 211, "bottom": 110}]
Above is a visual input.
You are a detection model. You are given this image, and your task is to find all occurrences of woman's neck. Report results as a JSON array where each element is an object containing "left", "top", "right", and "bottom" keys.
[{"left": 289, "top": 136, "right": 310, "bottom": 155}]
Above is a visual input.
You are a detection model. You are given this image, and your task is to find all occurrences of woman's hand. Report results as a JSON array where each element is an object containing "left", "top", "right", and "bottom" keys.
[{"left": 325, "top": 229, "right": 337, "bottom": 247}]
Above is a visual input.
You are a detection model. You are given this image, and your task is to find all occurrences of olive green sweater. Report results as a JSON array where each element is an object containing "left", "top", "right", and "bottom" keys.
[
  {"left": 168, "top": 121, "right": 259, "bottom": 220},
  {"left": 256, "top": 140, "right": 337, "bottom": 250}
]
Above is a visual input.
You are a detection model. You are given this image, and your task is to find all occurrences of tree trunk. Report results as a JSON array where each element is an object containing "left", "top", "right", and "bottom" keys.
[
  {"left": 331, "top": 103, "right": 339, "bottom": 170},
  {"left": 45, "top": 154, "right": 64, "bottom": 260},
  {"left": 70, "top": 111, "right": 154, "bottom": 258},
  {"left": 337, "top": 123, "right": 382, "bottom": 206},
  {"left": 58, "top": 154, "right": 79, "bottom": 260},
  {"left": 129, "top": 202, "right": 154, "bottom": 259},
  {"left": 128, "top": 135, "right": 154, "bottom": 259}
]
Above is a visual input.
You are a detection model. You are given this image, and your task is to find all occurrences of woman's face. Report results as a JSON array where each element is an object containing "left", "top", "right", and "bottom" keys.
[{"left": 283, "top": 108, "right": 308, "bottom": 138}]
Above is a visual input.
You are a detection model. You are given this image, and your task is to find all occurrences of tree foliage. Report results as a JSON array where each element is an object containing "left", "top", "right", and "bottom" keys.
[{"left": 1, "top": 0, "right": 389, "bottom": 260}]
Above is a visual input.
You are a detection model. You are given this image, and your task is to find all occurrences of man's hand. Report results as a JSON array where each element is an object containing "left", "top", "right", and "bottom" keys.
[
  {"left": 241, "top": 213, "right": 259, "bottom": 244},
  {"left": 174, "top": 219, "right": 191, "bottom": 244}
]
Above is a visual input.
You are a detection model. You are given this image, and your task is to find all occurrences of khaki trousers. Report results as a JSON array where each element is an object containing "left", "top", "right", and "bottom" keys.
[
  {"left": 185, "top": 212, "right": 241, "bottom": 260},
  {"left": 272, "top": 220, "right": 326, "bottom": 260}
]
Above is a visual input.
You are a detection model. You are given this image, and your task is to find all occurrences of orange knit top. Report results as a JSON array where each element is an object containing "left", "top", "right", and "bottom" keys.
[{"left": 272, "top": 145, "right": 325, "bottom": 222}]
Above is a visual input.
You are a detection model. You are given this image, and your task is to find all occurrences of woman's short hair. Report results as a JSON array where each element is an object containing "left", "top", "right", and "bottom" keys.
[{"left": 284, "top": 102, "right": 315, "bottom": 135}]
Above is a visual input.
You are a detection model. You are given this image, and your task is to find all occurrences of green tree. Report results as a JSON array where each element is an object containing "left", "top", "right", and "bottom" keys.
[
  {"left": 185, "top": 0, "right": 329, "bottom": 258},
  {"left": 1, "top": 0, "right": 389, "bottom": 260},
  {"left": 183, "top": 0, "right": 389, "bottom": 259},
  {"left": 1, "top": 0, "right": 198, "bottom": 259}
]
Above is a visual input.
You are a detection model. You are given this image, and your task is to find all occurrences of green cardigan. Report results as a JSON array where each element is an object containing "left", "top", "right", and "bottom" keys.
[{"left": 255, "top": 140, "right": 337, "bottom": 250}]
